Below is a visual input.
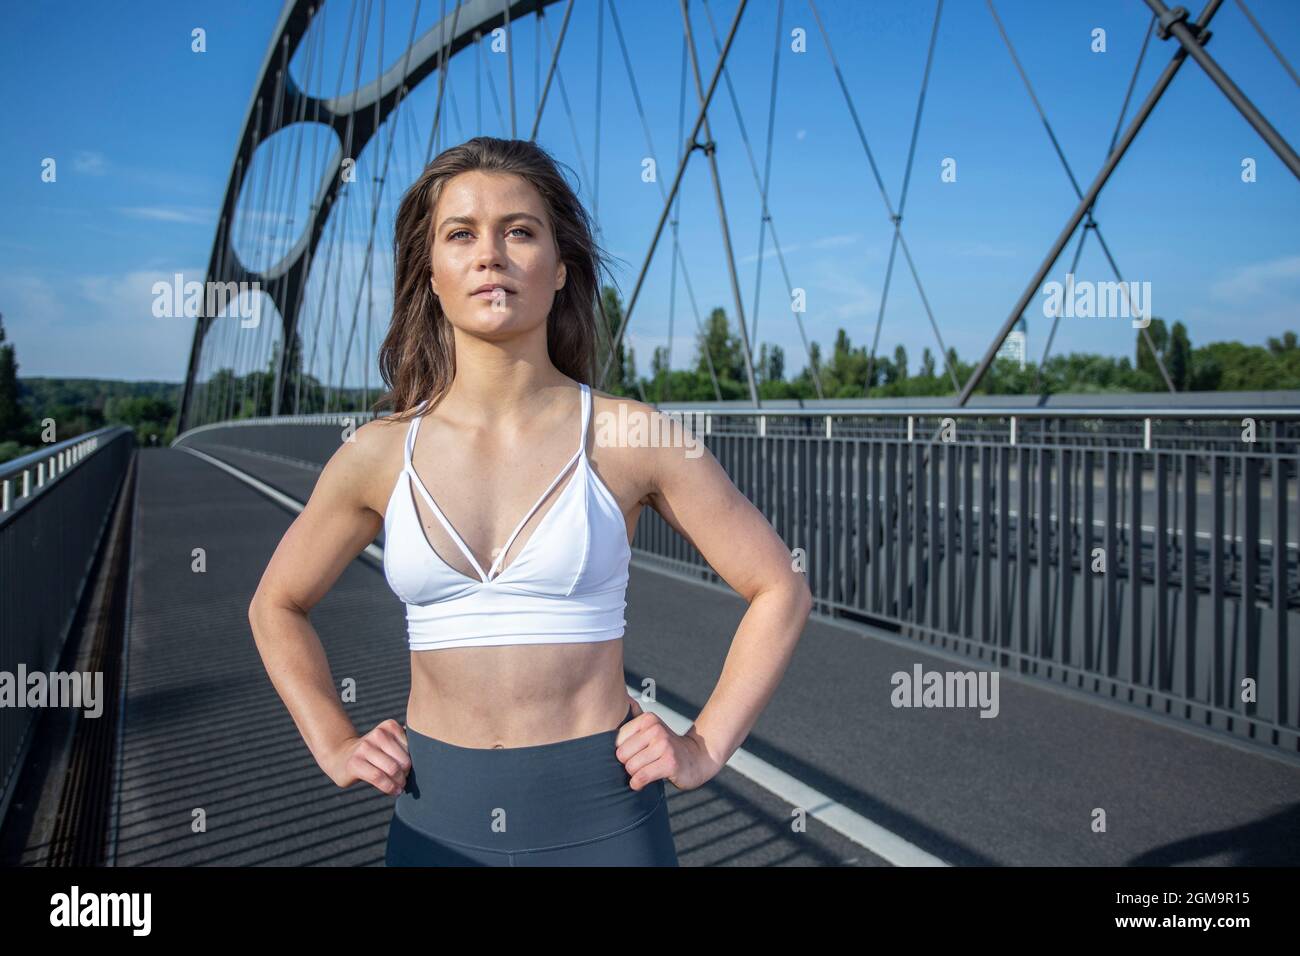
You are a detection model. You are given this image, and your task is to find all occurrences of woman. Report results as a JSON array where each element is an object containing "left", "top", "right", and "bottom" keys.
[{"left": 248, "top": 136, "right": 811, "bottom": 866}]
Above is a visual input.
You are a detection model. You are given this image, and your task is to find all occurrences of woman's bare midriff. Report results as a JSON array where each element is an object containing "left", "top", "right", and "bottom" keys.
[{"left": 404, "top": 638, "right": 631, "bottom": 748}]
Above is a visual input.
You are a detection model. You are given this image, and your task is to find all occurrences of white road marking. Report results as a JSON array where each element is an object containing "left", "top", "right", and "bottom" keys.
[{"left": 625, "top": 688, "right": 949, "bottom": 867}]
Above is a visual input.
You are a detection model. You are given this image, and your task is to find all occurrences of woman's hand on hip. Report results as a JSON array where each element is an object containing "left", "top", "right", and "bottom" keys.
[
  {"left": 615, "top": 697, "right": 720, "bottom": 792},
  {"left": 323, "top": 719, "right": 410, "bottom": 795}
]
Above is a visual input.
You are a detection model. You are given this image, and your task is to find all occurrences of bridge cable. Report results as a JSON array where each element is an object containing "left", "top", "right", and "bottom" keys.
[
  {"left": 312, "top": 0, "right": 364, "bottom": 414},
  {"left": 808, "top": 0, "right": 961, "bottom": 393},
  {"left": 505, "top": 0, "right": 515, "bottom": 137},
  {"left": 330, "top": 0, "right": 379, "bottom": 403},
  {"left": 323, "top": 0, "right": 377, "bottom": 409},
  {"left": 661, "top": 33, "right": 688, "bottom": 402},
  {"left": 480, "top": 25, "right": 509, "bottom": 136},
  {"left": 1234, "top": 0, "right": 1299, "bottom": 88},
  {"left": 680, "top": 0, "right": 763, "bottom": 405},
  {"left": 701, "top": 0, "right": 826, "bottom": 400},
  {"left": 606, "top": 0, "right": 723, "bottom": 401},
  {"left": 593, "top": 0, "right": 603, "bottom": 231},
  {"left": 666, "top": 26, "right": 722, "bottom": 403},
  {"left": 1035, "top": 13, "right": 1156, "bottom": 393},
  {"left": 986, "top": 0, "right": 1176, "bottom": 393},
  {"left": 308, "top": 0, "right": 363, "bottom": 412},
  {"left": 596, "top": 0, "right": 750, "bottom": 391},
  {"left": 247, "top": 30, "right": 294, "bottom": 419},
  {"left": 864, "top": 0, "right": 946, "bottom": 396},
  {"left": 422, "top": 0, "right": 463, "bottom": 164},
  {"left": 528, "top": 0, "right": 576, "bottom": 142},
  {"left": 535, "top": 6, "right": 592, "bottom": 190},
  {"left": 279, "top": 12, "right": 324, "bottom": 415},
  {"left": 288, "top": 4, "right": 331, "bottom": 414},
  {"left": 341, "top": 0, "right": 429, "bottom": 415}
]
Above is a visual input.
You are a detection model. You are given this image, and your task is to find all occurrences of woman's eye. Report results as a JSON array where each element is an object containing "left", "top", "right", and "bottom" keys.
[{"left": 447, "top": 227, "right": 530, "bottom": 240}]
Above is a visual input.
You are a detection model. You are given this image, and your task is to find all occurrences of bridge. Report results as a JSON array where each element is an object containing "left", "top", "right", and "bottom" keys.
[{"left": 2, "top": 0, "right": 1298, "bottom": 871}]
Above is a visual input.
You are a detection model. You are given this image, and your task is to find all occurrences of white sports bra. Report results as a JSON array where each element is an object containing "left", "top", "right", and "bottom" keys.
[{"left": 382, "top": 382, "right": 632, "bottom": 651}]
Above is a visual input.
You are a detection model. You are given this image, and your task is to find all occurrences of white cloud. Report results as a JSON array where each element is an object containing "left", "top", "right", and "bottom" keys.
[
  {"left": 118, "top": 206, "right": 213, "bottom": 225},
  {"left": 739, "top": 244, "right": 796, "bottom": 265},
  {"left": 1209, "top": 255, "right": 1300, "bottom": 301},
  {"left": 738, "top": 232, "right": 864, "bottom": 264},
  {"left": 812, "top": 232, "right": 863, "bottom": 249},
  {"left": 1180, "top": 254, "right": 1300, "bottom": 342},
  {"left": 0, "top": 269, "right": 202, "bottom": 379}
]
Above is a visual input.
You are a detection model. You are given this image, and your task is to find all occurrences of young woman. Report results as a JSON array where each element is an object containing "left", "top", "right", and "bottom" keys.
[{"left": 248, "top": 136, "right": 811, "bottom": 866}]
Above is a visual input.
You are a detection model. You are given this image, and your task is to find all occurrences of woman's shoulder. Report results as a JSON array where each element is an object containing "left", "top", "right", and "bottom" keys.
[
  {"left": 585, "top": 385, "right": 646, "bottom": 432},
  {"left": 322, "top": 411, "right": 413, "bottom": 510},
  {"left": 585, "top": 386, "right": 702, "bottom": 476}
]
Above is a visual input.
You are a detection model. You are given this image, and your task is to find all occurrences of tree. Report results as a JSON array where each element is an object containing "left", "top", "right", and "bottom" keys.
[
  {"left": 766, "top": 343, "right": 785, "bottom": 383},
  {"left": 695, "top": 307, "right": 747, "bottom": 384},
  {"left": 0, "top": 312, "right": 30, "bottom": 441},
  {"left": 920, "top": 347, "right": 935, "bottom": 379},
  {"left": 651, "top": 345, "right": 670, "bottom": 380},
  {"left": 600, "top": 286, "right": 636, "bottom": 395},
  {"left": 893, "top": 344, "right": 909, "bottom": 380},
  {"left": 1267, "top": 331, "right": 1297, "bottom": 354},
  {"left": 1167, "top": 321, "right": 1191, "bottom": 390},
  {"left": 756, "top": 342, "right": 786, "bottom": 385},
  {"left": 1136, "top": 316, "right": 1169, "bottom": 387}
]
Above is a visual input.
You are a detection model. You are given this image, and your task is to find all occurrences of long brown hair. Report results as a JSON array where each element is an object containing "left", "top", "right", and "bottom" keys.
[{"left": 375, "top": 136, "right": 613, "bottom": 420}]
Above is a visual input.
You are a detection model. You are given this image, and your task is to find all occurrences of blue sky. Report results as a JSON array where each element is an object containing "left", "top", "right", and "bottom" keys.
[{"left": 1, "top": 0, "right": 1297, "bottom": 386}]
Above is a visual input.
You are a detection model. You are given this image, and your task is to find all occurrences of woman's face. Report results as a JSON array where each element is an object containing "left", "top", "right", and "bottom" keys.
[{"left": 428, "top": 169, "right": 566, "bottom": 335}]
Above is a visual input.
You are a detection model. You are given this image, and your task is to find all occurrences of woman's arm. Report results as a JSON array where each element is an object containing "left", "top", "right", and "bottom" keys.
[
  {"left": 247, "top": 419, "right": 410, "bottom": 794},
  {"left": 617, "top": 407, "right": 812, "bottom": 790}
]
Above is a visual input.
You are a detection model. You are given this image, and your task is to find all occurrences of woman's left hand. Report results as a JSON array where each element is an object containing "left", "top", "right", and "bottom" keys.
[{"left": 615, "top": 696, "right": 721, "bottom": 792}]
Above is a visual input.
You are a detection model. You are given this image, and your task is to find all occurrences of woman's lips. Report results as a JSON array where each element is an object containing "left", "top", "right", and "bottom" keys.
[{"left": 472, "top": 288, "right": 515, "bottom": 299}]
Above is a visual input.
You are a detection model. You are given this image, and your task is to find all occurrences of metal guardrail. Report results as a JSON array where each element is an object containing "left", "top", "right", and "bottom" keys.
[
  {"left": 635, "top": 412, "right": 1299, "bottom": 754},
  {"left": 173, "top": 397, "right": 1299, "bottom": 753},
  {"left": 0, "top": 426, "right": 136, "bottom": 828}
]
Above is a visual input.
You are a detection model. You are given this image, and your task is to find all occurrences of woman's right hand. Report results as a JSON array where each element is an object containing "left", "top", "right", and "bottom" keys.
[{"left": 325, "top": 719, "right": 410, "bottom": 795}]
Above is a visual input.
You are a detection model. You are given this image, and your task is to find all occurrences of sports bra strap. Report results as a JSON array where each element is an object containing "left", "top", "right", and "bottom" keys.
[
  {"left": 579, "top": 382, "right": 591, "bottom": 456},
  {"left": 403, "top": 413, "right": 418, "bottom": 469}
]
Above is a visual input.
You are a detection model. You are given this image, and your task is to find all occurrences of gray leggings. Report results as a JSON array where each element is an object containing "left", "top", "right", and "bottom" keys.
[{"left": 385, "top": 703, "right": 679, "bottom": 866}]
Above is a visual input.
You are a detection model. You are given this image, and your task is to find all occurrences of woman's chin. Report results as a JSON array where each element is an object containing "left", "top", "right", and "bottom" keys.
[{"left": 451, "top": 307, "right": 540, "bottom": 338}]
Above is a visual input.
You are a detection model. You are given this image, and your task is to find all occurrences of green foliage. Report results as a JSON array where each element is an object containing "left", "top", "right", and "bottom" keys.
[
  {"left": 1, "top": 310, "right": 184, "bottom": 461},
  {"left": 600, "top": 286, "right": 637, "bottom": 397},
  {"left": 0, "top": 312, "right": 31, "bottom": 444},
  {"left": 630, "top": 305, "right": 1300, "bottom": 402},
  {"left": 4, "top": 299, "right": 1295, "bottom": 468}
]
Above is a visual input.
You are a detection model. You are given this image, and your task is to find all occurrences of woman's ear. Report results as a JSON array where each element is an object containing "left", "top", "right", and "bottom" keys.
[
  {"left": 555, "top": 260, "right": 567, "bottom": 291},
  {"left": 429, "top": 273, "right": 438, "bottom": 298}
]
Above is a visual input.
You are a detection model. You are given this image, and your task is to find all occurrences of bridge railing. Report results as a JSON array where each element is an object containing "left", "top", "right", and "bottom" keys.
[
  {"left": 636, "top": 400, "right": 1300, "bottom": 754},
  {"left": 0, "top": 426, "right": 136, "bottom": 826}
]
